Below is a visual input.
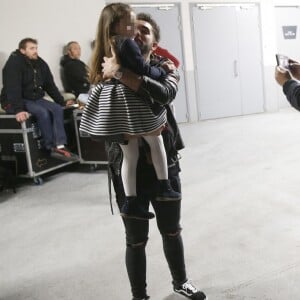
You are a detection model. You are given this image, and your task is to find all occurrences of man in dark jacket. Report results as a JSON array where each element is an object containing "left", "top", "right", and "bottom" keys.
[
  {"left": 60, "top": 41, "right": 90, "bottom": 98},
  {"left": 102, "top": 12, "right": 207, "bottom": 300},
  {"left": 0, "top": 37, "right": 77, "bottom": 161}
]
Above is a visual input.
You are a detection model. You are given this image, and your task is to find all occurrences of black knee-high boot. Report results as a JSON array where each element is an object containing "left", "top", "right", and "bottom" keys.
[
  {"left": 162, "top": 233, "right": 187, "bottom": 286},
  {"left": 126, "top": 243, "right": 149, "bottom": 299}
]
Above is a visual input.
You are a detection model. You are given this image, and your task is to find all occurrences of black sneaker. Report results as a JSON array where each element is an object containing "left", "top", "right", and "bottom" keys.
[
  {"left": 51, "top": 147, "right": 79, "bottom": 162},
  {"left": 174, "top": 280, "right": 207, "bottom": 300},
  {"left": 121, "top": 196, "right": 155, "bottom": 220},
  {"left": 156, "top": 179, "right": 181, "bottom": 201}
]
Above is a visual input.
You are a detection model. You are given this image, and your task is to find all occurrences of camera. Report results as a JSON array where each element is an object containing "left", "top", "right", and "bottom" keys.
[{"left": 276, "top": 54, "right": 290, "bottom": 70}]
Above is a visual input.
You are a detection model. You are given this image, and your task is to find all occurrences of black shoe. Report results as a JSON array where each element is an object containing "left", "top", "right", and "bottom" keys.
[
  {"left": 156, "top": 179, "right": 181, "bottom": 201},
  {"left": 132, "top": 296, "right": 150, "bottom": 300},
  {"left": 174, "top": 280, "right": 207, "bottom": 300},
  {"left": 121, "top": 196, "right": 155, "bottom": 220},
  {"left": 50, "top": 147, "right": 79, "bottom": 162}
]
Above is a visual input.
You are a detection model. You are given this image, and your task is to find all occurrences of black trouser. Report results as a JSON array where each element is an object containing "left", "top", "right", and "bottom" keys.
[{"left": 120, "top": 174, "right": 187, "bottom": 299}]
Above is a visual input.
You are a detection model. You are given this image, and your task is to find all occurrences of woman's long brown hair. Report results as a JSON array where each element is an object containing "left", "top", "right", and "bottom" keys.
[{"left": 89, "top": 2, "right": 132, "bottom": 84}]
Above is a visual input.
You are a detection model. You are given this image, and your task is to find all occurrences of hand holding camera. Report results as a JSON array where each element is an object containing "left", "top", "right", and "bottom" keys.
[
  {"left": 275, "top": 54, "right": 291, "bottom": 86},
  {"left": 276, "top": 54, "right": 290, "bottom": 70},
  {"left": 287, "top": 57, "right": 300, "bottom": 81},
  {"left": 275, "top": 54, "right": 300, "bottom": 85}
]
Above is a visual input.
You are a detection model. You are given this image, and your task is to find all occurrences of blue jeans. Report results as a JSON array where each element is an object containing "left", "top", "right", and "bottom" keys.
[{"left": 23, "top": 99, "right": 66, "bottom": 150}]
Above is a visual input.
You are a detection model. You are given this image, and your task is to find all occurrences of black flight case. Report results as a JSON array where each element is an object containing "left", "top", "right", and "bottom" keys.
[
  {"left": 73, "top": 109, "right": 107, "bottom": 167},
  {"left": 0, "top": 110, "right": 79, "bottom": 184}
]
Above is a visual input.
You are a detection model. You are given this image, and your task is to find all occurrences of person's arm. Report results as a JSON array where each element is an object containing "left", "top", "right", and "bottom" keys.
[
  {"left": 137, "top": 68, "right": 179, "bottom": 105},
  {"left": 288, "top": 60, "right": 300, "bottom": 81},
  {"left": 42, "top": 62, "right": 65, "bottom": 106},
  {"left": 2, "top": 55, "right": 26, "bottom": 114},
  {"left": 154, "top": 46, "right": 180, "bottom": 68},
  {"left": 102, "top": 55, "right": 179, "bottom": 105},
  {"left": 275, "top": 66, "right": 291, "bottom": 86},
  {"left": 283, "top": 80, "right": 300, "bottom": 110},
  {"left": 117, "top": 37, "right": 166, "bottom": 80},
  {"left": 275, "top": 66, "right": 300, "bottom": 110}
]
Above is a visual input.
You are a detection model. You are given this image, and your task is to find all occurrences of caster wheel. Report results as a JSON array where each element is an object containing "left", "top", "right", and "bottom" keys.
[
  {"left": 33, "top": 176, "right": 43, "bottom": 185},
  {"left": 89, "top": 164, "right": 98, "bottom": 171}
]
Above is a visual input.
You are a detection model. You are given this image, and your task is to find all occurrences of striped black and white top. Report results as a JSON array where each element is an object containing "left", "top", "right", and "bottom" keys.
[{"left": 79, "top": 81, "right": 166, "bottom": 138}]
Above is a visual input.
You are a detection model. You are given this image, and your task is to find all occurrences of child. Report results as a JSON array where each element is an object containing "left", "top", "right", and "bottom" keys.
[{"left": 80, "top": 3, "right": 181, "bottom": 220}]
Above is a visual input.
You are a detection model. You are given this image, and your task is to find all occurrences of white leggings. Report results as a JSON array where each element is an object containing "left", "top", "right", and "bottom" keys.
[{"left": 119, "top": 135, "right": 168, "bottom": 196}]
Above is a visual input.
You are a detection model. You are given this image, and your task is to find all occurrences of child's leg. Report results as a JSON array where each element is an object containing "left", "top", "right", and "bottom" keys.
[
  {"left": 142, "top": 135, "right": 168, "bottom": 180},
  {"left": 119, "top": 139, "right": 139, "bottom": 196},
  {"left": 143, "top": 135, "right": 181, "bottom": 201},
  {"left": 119, "top": 139, "right": 155, "bottom": 220}
]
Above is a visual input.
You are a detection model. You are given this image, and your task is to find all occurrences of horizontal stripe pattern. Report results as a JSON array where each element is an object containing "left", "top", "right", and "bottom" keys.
[{"left": 79, "top": 82, "right": 166, "bottom": 136}]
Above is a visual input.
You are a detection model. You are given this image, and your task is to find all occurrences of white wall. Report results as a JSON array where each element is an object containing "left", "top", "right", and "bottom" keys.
[
  {"left": 1, "top": 0, "right": 300, "bottom": 120},
  {"left": 0, "top": 0, "right": 107, "bottom": 91}
]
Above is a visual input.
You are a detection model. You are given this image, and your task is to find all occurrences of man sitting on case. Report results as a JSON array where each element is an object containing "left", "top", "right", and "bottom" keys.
[{"left": 0, "top": 37, "right": 78, "bottom": 161}]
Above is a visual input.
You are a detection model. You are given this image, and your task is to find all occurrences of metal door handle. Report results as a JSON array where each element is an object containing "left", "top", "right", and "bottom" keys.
[{"left": 234, "top": 60, "right": 238, "bottom": 77}]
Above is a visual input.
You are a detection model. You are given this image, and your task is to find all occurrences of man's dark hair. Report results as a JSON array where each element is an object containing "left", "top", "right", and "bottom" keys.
[
  {"left": 18, "top": 38, "right": 38, "bottom": 50},
  {"left": 136, "top": 12, "right": 161, "bottom": 43}
]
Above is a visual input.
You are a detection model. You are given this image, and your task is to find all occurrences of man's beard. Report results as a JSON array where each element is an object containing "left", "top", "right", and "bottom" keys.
[
  {"left": 30, "top": 54, "right": 38, "bottom": 60},
  {"left": 139, "top": 43, "right": 151, "bottom": 56}
]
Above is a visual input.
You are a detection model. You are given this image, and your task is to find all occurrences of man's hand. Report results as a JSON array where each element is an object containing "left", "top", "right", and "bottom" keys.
[
  {"left": 65, "top": 99, "right": 75, "bottom": 107},
  {"left": 275, "top": 66, "right": 291, "bottom": 86},
  {"left": 161, "top": 59, "right": 176, "bottom": 73},
  {"left": 15, "top": 111, "right": 29, "bottom": 123},
  {"left": 288, "top": 59, "right": 300, "bottom": 80},
  {"left": 102, "top": 50, "right": 121, "bottom": 80}
]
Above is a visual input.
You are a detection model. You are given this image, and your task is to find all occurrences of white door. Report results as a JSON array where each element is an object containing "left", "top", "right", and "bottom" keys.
[
  {"left": 131, "top": 3, "right": 188, "bottom": 123},
  {"left": 275, "top": 6, "right": 300, "bottom": 108},
  {"left": 191, "top": 4, "right": 264, "bottom": 120}
]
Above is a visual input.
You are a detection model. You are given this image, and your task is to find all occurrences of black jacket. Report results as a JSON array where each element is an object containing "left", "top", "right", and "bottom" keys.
[
  {"left": 60, "top": 55, "right": 90, "bottom": 97},
  {"left": 283, "top": 79, "right": 300, "bottom": 110},
  {"left": 0, "top": 50, "right": 64, "bottom": 113}
]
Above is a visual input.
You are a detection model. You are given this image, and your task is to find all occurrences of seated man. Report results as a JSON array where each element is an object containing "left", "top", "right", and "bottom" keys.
[
  {"left": 0, "top": 37, "right": 77, "bottom": 161},
  {"left": 60, "top": 41, "right": 90, "bottom": 104}
]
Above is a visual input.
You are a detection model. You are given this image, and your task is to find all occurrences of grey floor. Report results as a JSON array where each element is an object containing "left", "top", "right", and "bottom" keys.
[{"left": 1, "top": 108, "right": 300, "bottom": 300}]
